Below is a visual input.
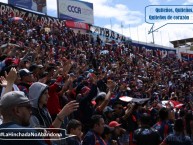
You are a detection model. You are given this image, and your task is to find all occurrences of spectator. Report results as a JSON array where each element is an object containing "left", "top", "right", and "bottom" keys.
[
  {"left": 103, "top": 106, "right": 114, "bottom": 124},
  {"left": 29, "top": 82, "right": 51, "bottom": 128},
  {"left": 17, "top": 68, "right": 33, "bottom": 97},
  {"left": 111, "top": 101, "right": 137, "bottom": 145},
  {"left": 185, "top": 112, "right": 193, "bottom": 140},
  {"left": 94, "top": 79, "right": 116, "bottom": 115},
  {"left": 0, "top": 6, "right": 193, "bottom": 145},
  {"left": 152, "top": 108, "right": 173, "bottom": 140},
  {"left": 29, "top": 63, "right": 43, "bottom": 81},
  {"left": 133, "top": 113, "right": 161, "bottom": 145},
  {"left": 75, "top": 74, "right": 98, "bottom": 133},
  {"left": 112, "top": 101, "right": 124, "bottom": 122},
  {"left": 65, "top": 119, "right": 83, "bottom": 145},
  {"left": 0, "top": 67, "right": 20, "bottom": 97},
  {"left": 82, "top": 115, "right": 105, "bottom": 145},
  {"left": 47, "top": 61, "right": 73, "bottom": 121},
  {"left": 0, "top": 91, "right": 47, "bottom": 145},
  {"left": 160, "top": 119, "right": 192, "bottom": 145},
  {"left": 109, "top": 121, "right": 126, "bottom": 145},
  {"left": 102, "top": 125, "right": 117, "bottom": 145},
  {"left": 29, "top": 82, "right": 79, "bottom": 128}
]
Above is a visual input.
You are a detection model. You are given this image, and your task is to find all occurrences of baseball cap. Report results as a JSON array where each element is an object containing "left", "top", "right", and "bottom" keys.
[
  {"left": 171, "top": 92, "right": 175, "bottom": 96},
  {"left": 46, "top": 65, "right": 55, "bottom": 72},
  {"left": 89, "top": 69, "right": 94, "bottom": 73},
  {"left": 77, "top": 76, "right": 84, "bottom": 83},
  {"left": 0, "top": 91, "right": 30, "bottom": 108},
  {"left": 69, "top": 73, "right": 75, "bottom": 77},
  {"left": 19, "top": 68, "right": 32, "bottom": 78},
  {"left": 87, "top": 73, "right": 95, "bottom": 78},
  {"left": 4, "top": 57, "right": 14, "bottom": 66},
  {"left": 21, "top": 58, "right": 30, "bottom": 63},
  {"left": 39, "top": 71, "right": 48, "bottom": 79},
  {"left": 83, "top": 71, "right": 89, "bottom": 77},
  {"left": 29, "top": 64, "right": 43, "bottom": 72},
  {"left": 13, "top": 58, "right": 20, "bottom": 66},
  {"left": 109, "top": 121, "right": 121, "bottom": 128},
  {"left": 29, "top": 64, "right": 38, "bottom": 72},
  {"left": 95, "top": 92, "right": 106, "bottom": 100},
  {"left": 91, "top": 92, "right": 106, "bottom": 105},
  {"left": 37, "top": 64, "right": 43, "bottom": 68}
]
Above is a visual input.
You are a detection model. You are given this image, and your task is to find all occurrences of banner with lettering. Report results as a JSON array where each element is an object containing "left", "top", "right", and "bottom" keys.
[
  {"left": 0, "top": 2, "right": 65, "bottom": 27},
  {"left": 57, "top": 0, "right": 94, "bottom": 24},
  {"left": 90, "top": 25, "right": 126, "bottom": 42}
]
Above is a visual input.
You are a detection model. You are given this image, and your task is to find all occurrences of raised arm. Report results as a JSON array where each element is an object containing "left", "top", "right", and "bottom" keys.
[
  {"left": 51, "top": 100, "right": 79, "bottom": 128},
  {"left": 2, "top": 68, "right": 17, "bottom": 96},
  {"left": 97, "top": 79, "right": 115, "bottom": 111}
]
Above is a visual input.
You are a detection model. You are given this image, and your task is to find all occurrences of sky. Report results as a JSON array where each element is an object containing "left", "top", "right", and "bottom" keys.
[{"left": 1, "top": 0, "right": 193, "bottom": 47}]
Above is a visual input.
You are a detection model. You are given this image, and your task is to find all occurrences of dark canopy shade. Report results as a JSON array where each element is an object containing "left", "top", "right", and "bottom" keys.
[{"left": 170, "top": 38, "right": 193, "bottom": 48}]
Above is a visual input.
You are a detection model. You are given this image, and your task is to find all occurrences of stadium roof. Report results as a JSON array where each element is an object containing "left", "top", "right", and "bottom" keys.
[{"left": 170, "top": 38, "right": 193, "bottom": 48}]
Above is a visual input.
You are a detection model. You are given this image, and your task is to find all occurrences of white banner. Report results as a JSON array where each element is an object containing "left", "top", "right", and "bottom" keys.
[
  {"left": 90, "top": 25, "right": 126, "bottom": 42},
  {"left": 57, "top": 0, "right": 94, "bottom": 24}
]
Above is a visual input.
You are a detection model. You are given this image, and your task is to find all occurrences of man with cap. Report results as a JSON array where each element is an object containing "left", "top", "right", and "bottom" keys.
[
  {"left": 29, "top": 63, "right": 44, "bottom": 81},
  {"left": 94, "top": 80, "right": 116, "bottom": 115},
  {"left": 103, "top": 106, "right": 114, "bottom": 124},
  {"left": 75, "top": 74, "right": 98, "bottom": 133},
  {"left": 109, "top": 121, "right": 126, "bottom": 145},
  {"left": 0, "top": 91, "right": 47, "bottom": 145},
  {"left": 102, "top": 125, "right": 117, "bottom": 145},
  {"left": 17, "top": 68, "right": 33, "bottom": 97}
]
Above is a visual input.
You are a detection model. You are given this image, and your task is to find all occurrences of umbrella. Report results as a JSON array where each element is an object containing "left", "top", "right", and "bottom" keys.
[
  {"left": 119, "top": 96, "right": 150, "bottom": 104},
  {"left": 132, "top": 98, "right": 150, "bottom": 104},
  {"left": 161, "top": 100, "right": 184, "bottom": 109},
  {"left": 119, "top": 96, "right": 133, "bottom": 102},
  {"left": 9, "top": 17, "right": 23, "bottom": 22},
  {"left": 100, "top": 50, "right": 109, "bottom": 55},
  {"left": 1, "top": 43, "right": 20, "bottom": 48},
  {"left": 173, "top": 70, "right": 180, "bottom": 73},
  {"left": 105, "top": 43, "right": 112, "bottom": 46}
]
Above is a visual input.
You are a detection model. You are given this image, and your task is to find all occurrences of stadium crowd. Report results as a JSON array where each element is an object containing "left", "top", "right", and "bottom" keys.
[{"left": 0, "top": 12, "right": 193, "bottom": 145}]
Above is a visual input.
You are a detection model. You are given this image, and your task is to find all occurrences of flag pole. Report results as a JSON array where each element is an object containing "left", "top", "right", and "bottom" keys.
[
  {"left": 110, "top": 18, "right": 112, "bottom": 30},
  {"left": 137, "top": 26, "right": 139, "bottom": 43},
  {"left": 121, "top": 22, "right": 123, "bottom": 35}
]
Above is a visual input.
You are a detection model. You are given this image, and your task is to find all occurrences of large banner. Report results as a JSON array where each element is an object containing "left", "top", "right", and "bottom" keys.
[
  {"left": 0, "top": 2, "right": 65, "bottom": 27},
  {"left": 8, "top": 0, "right": 47, "bottom": 14},
  {"left": 90, "top": 25, "right": 126, "bottom": 42},
  {"left": 181, "top": 52, "right": 193, "bottom": 61},
  {"left": 57, "top": 0, "right": 94, "bottom": 24},
  {"left": 65, "top": 20, "right": 89, "bottom": 30}
]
